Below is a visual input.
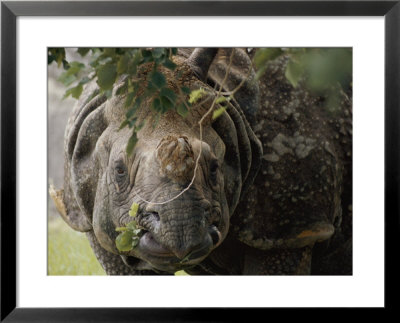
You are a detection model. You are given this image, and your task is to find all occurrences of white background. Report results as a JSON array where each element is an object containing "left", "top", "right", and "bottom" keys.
[{"left": 17, "top": 17, "right": 384, "bottom": 307}]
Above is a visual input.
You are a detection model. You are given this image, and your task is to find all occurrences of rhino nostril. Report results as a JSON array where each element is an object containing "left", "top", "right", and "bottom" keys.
[
  {"left": 144, "top": 211, "right": 160, "bottom": 222},
  {"left": 137, "top": 211, "right": 160, "bottom": 231},
  {"left": 209, "top": 226, "right": 221, "bottom": 245}
]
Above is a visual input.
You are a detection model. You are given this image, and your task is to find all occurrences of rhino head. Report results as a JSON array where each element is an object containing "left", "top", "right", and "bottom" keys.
[{"left": 56, "top": 48, "right": 262, "bottom": 273}]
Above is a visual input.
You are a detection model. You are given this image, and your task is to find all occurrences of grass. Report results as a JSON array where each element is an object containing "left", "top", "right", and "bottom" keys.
[
  {"left": 48, "top": 216, "right": 105, "bottom": 275},
  {"left": 48, "top": 216, "right": 188, "bottom": 276}
]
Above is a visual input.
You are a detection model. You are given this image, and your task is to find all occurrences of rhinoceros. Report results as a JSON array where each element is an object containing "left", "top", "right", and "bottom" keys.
[{"left": 50, "top": 48, "right": 352, "bottom": 275}]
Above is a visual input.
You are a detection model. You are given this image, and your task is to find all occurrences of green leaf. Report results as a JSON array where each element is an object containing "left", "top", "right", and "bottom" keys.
[
  {"left": 120, "top": 116, "right": 138, "bottom": 130},
  {"left": 119, "top": 120, "right": 129, "bottom": 130},
  {"left": 152, "top": 98, "right": 162, "bottom": 112},
  {"left": 117, "top": 53, "right": 130, "bottom": 74},
  {"left": 126, "top": 105, "right": 138, "bottom": 120},
  {"left": 63, "top": 84, "right": 83, "bottom": 99},
  {"left": 215, "top": 96, "right": 230, "bottom": 104},
  {"left": 58, "top": 73, "right": 76, "bottom": 87},
  {"left": 62, "top": 60, "right": 70, "bottom": 70},
  {"left": 96, "top": 63, "right": 117, "bottom": 90},
  {"left": 141, "top": 49, "right": 153, "bottom": 62},
  {"left": 135, "top": 122, "right": 145, "bottom": 132},
  {"left": 49, "top": 48, "right": 66, "bottom": 68},
  {"left": 124, "top": 92, "right": 135, "bottom": 108},
  {"left": 103, "top": 48, "right": 116, "bottom": 57},
  {"left": 132, "top": 229, "right": 141, "bottom": 236},
  {"left": 57, "top": 61, "right": 86, "bottom": 86},
  {"left": 77, "top": 48, "right": 90, "bottom": 57},
  {"left": 104, "top": 89, "right": 113, "bottom": 99},
  {"left": 145, "top": 81, "right": 157, "bottom": 96},
  {"left": 162, "top": 58, "right": 177, "bottom": 70},
  {"left": 212, "top": 106, "right": 227, "bottom": 120},
  {"left": 115, "top": 231, "right": 134, "bottom": 252},
  {"left": 285, "top": 60, "right": 303, "bottom": 88},
  {"left": 150, "top": 71, "right": 166, "bottom": 89},
  {"left": 115, "top": 227, "right": 128, "bottom": 232},
  {"left": 128, "top": 50, "right": 142, "bottom": 74},
  {"left": 48, "top": 54, "right": 55, "bottom": 65},
  {"left": 125, "top": 98, "right": 142, "bottom": 122},
  {"left": 181, "top": 86, "right": 191, "bottom": 95},
  {"left": 67, "top": 61, "right": 86, "bottom": 74},
  {"left": 161, "top": 96, "right": 173, "bottom": 112},
  {"left": 126, "top": 132, "right": 138, "bottom": 156},
  {"left": 253, "top": 48, "right": 283, "bottom": 68},
  {"left": 126, "top": 220, "right": 138, "bottom": 231},
  {"left": 189, "top": 88, "right": 207, "bottom": 104},
  {"left": 125, "top": 98, "right": 141, "bottom": 121},
  {"left": 79, "top": 76, "right": 91, "bottom": 85},
  {"left": 98, "top": 57, "right": 113, "bottom": 66},
  {"left": 152, "top": 48, "right": 165, "bottom": 59},
  {"left": 142, "top": 49, "right": 153, "bottom": 57},
  {"left": 177, "top": 103, "right": 188, "bottom": 118},
  {"left": 128, "top": 118, "right": 137, "bottom": 128},
  {"left": 132, "top": 238, "right": 139, "bottom": 248},
  {"left": 129, "top": 203, "right": 139, "bottom": 217},
  {"left": 160, "top": 87, "right": 177, "bottom": 104}
]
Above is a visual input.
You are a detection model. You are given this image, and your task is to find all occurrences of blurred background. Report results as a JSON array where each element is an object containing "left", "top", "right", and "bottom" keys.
[{"left": 48, "top": 49, "right": 105, "bottom": 275}]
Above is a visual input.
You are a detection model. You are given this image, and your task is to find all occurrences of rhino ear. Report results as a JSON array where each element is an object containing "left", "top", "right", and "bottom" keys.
[
  {"left": 212, "top": 102, "right": 262, "bottom": 215},
  {"left": 186, "top": 48, "right": 218, "bottom": 81},
  {"left": 209, "top": 49, "right": 263, "bottom": 212},
  {"left": 212, "top": 112, "right": 242, "bottom": 214},
  {"left": 207, "top": 48, "right": 260, "bottom": 125},
  {"left": 62, "top": 93, "right": 108, "bottom": 232}
]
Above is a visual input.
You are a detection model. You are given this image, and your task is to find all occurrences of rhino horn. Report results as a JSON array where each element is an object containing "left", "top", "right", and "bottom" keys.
[
  {"left": 187, "top": 48, "right": 218, "bottom": 81},
  {"left": 156, "top": 135, "right": 195, "bottom": 183}
]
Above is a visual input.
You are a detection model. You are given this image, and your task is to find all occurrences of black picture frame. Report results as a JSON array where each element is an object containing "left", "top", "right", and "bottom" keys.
[{"left": 1, "top": 0, "right": 399, "bottom": 321}]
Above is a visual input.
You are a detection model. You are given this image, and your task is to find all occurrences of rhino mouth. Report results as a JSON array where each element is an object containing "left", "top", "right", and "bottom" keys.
[{"left": 124, "top": 225, "right": 221, "bottom": 272}]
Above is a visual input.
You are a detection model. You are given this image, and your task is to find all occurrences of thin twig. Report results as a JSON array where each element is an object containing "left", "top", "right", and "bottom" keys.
[{"left": 218, "top": 65, "right": 252, "bottom": 97}]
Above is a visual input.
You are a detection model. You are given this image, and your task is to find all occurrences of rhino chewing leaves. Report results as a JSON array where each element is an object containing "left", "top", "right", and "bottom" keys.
[
  {"left": 50, "top": 48, "right": 352, "bottom": 275},
  {"left": 114, "top": 203, "right": 142, "bottom": 252}
]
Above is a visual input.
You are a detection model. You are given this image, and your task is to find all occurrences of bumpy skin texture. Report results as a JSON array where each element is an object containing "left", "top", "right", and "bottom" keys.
[
  {"left": 54, "top": 48, "right": 352, "bottom": 275},
  {"left": 204, "top": 52, "right": 352, "bottom": 275}
]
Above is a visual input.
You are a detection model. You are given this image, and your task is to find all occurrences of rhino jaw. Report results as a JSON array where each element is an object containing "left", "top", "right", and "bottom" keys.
[
  {"left": 118, "top": 227, "right": 221, "bottom": 273},
  {"left": 125, "top": 204, "right": 223, "bottom": 272}
]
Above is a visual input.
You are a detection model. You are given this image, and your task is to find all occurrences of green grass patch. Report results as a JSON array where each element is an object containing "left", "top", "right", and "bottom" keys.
[
  {"left": 48, "top": 216, "right": 105, "bottom": 275},
  {"left": 48, "top": 215, "right": 189, "bottom": 276}
]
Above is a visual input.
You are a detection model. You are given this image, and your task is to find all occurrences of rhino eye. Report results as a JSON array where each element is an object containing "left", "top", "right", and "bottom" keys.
[{"left": 115, "top": 165, "right": 127, "bottom": 178}]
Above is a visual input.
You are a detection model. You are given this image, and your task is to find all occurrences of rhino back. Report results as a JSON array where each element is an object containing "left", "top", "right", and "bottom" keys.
[{"left": 230, "top": 55, "right": 352, "bottom": 273}]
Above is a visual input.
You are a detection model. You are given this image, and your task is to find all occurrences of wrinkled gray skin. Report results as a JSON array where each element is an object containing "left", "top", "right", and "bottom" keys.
[{"left": 52, "top": 48, "right": 352, "bottom": 275}]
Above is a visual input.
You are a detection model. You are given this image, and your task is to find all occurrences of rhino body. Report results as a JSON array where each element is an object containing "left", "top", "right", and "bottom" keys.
[{"left": 51, "top": 48, "right": 352, "bottom": 275}]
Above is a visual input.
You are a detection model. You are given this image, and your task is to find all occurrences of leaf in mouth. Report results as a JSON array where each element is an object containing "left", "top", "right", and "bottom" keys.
[
  {"left": 115, "top": 230, "right": 134, "bottom": 252},
  {"left": 115, "top": 218, "right": 144, "bottom": 252},
  {"left": 129, "top": 202, "right": 139, "bottom": 217}
]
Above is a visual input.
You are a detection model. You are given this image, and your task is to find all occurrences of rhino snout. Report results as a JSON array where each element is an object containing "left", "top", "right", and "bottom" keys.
[{"left": 134, "top": 205, "right": 220, "bottom": 265}]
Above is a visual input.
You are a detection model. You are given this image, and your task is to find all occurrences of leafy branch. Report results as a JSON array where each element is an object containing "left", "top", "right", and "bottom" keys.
[
  {"left": 49, "top": 47, "right": 195, "bottom": 155},
  {"left": 253, "top": 48, "right": 352, "bottom": 112}
]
